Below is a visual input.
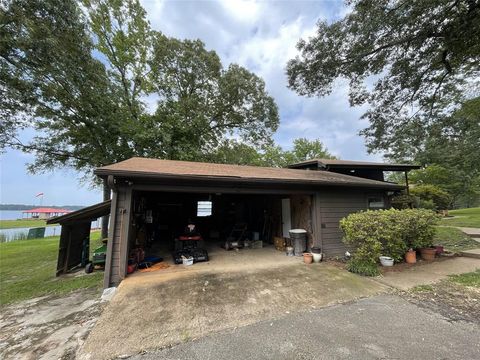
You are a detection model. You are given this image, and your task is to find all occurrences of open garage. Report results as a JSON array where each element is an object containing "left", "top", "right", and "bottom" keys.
[{"left": 88, "top": 157, "right": 404, "bottom": 288}]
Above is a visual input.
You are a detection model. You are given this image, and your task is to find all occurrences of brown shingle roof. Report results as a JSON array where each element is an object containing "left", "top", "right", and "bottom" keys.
[
  {"left": 288, "top": 158, "right": 421, "bottom": 171},
  {"left": 95, "top": 157, "right": 403, "bottom": 189}
]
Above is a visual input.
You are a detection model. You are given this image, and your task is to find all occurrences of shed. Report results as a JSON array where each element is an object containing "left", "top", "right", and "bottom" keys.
[{"left": 47, "top": 201, "right": 111, "bottom": 276}]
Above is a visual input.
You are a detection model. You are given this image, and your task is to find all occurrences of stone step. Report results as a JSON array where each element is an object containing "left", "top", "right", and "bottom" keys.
[{"left": 460, "top": 249, "right": 480, "bottom": 259}]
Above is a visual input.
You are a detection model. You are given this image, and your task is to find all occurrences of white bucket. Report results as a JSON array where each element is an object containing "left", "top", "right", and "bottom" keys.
[
  {"left": 312, "top": 253, "right": 322, "bottom": 263},
  {"left": 379, "top": 256, "right": 394, "bottom": 267},
  {"left": 182, "top": 257, "right": 194, "bottom": 266}
]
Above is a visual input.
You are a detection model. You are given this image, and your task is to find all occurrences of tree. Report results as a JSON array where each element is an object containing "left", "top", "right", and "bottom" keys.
[
  {"left": 1, "top": 0, "right": 279, "bottom": 236},
  {"left": 409, "top": 165, "right": 479, "bottom": 208},
  {"left": 261, "top": 138, "right": 336, "bottom": 167},
  {"left": 287, "top": 0, "right": 480, "bottom": 156},
  {"left": 410, "top": 184, "right": 452, "bottom": 210}
]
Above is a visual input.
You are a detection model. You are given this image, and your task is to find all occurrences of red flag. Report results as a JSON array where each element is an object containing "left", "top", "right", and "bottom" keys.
[{"left": 35, "top": 192, "right": 44, "bottom": 197}]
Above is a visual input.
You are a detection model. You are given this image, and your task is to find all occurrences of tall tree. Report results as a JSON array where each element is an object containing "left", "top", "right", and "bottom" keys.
[
  {"left": 287, "top": 0, "right": 480, "bottom": 156},
  {"left": 1, "top": 0, "right": 280, "bottom": 235}
]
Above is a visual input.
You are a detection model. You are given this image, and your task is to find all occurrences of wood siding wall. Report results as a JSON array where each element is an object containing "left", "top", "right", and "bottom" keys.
[
  {"left": 314, "top": 190, "right": 387, "bottom": 256},
  {"left": 105, "top": 187, "right": 131, "bottom": 287}
]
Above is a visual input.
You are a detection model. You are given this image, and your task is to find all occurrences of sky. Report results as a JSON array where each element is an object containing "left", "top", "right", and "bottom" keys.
[{"left": 0, "top": 0, "right": 381, "bottom": 206}]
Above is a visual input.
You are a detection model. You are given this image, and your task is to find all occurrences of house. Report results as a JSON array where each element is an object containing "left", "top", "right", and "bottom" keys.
[
  {"left": 48, "top": 157, "right": 419, "bottom": 288},
  {"left": 22, "top": 207, "right": 71, "bottom": 220}
]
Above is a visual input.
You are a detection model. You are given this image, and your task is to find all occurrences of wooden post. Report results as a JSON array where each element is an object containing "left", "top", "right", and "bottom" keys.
[{"left": 404, "top": 171, "right": 410, "bottom": 195}]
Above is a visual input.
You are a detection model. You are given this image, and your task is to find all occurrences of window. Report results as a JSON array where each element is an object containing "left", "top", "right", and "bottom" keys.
[
  {"left": 197, "top": 201, "right": 212, "bottom": 217},
  {"left": 368, "top": 197, "right": 385, "bottom": 209}
]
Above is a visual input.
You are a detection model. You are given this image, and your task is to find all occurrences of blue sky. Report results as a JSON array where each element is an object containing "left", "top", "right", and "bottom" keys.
[{"left": 0, "top": 0, "right": 382, "bottom": 206}]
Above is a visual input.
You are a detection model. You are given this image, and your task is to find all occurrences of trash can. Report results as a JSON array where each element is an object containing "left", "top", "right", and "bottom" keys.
[{"left": 289, "top": 229, "right": 307, "bottom": 256}]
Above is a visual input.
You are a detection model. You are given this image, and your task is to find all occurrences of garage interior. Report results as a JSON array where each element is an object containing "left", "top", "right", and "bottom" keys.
[{"left": 125, "top": 189, "right": 313, "bottom": 270}]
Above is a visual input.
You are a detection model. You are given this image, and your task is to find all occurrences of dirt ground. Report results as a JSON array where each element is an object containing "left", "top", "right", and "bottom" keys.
[
  {"left": 0, "top": 288, "right": 103, "bottom": 360},
  {"left": 79, "top": 252, "right": 387, "bottom": 360},
  {"left": 402, "top": 281, "right": 480, "bottom": 324}
]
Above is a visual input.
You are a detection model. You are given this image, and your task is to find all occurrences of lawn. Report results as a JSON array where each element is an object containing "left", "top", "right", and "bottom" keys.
[
  {"left": 433, "top": 226, "right": 479, "bottom": 252},
  {"left": 0, "top": 231, "right": 104, "bottom": 306},
  {"left": 441, "top": 207, "right": 480, "bottom": 228},
  {"left": 449, "top": 269, "right": 480, "bottom": 287},
  {"left": 0, "top": 219, "right": 53, "bottom": 229}
]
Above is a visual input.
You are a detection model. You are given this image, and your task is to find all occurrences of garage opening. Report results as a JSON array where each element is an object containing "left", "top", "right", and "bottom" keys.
[{"left": 125, "top": 190, "right": 313, "bottom": 269}]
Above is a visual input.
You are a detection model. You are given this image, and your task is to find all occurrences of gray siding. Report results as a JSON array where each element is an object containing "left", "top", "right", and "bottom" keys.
[{"left": 314, "top": 189, "right": 386, "bottom": 256}]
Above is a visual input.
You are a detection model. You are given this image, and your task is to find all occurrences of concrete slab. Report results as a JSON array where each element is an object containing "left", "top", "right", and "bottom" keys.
[
  {"left": 375, "top": 257, "right": 480, "bottom": 290},
  {"left": 458, "top": 227, "right": 480, "bottom": 239},
  {"left": 460, "top": 248, "right": 480, "bottom": 259},
  {"left": 130, "top": 295, "right": 480, "bottom": 360},
  {"left": 78, "top": 256, "right": 387, "bottom": 360}
]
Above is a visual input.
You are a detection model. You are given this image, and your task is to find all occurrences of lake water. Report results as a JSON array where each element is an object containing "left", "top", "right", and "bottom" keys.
[
  {"left": 0, "top": 210, "right": 101, "bottom": 242},
  {"left": 0, "top": 210, "right": 25, "bottom": 220}
]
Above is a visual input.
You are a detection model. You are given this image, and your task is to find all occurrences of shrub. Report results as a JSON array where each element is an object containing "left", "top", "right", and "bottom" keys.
[
  {"left": 410, "top": 185, "right": 452, "bottom": 210},
  {"left": 340, "top": 209, "right": 439, "bottom": 271},
  {"left": 391, "top": 194, "right": 417, "bottom": 209},
  {"left": 346, "top": 258, "right": 380, "bottom": 277}
]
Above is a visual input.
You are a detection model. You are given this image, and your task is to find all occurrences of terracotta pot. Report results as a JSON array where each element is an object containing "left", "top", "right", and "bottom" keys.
[
  {"left": 405, "top": 250, "right": 416, "bottom": 264},
  {"left": 303, "top": 252, "right": 313, "bottom": 264},
  {"left": 420, "top": 247, "right": 436, "bottom": 261}
]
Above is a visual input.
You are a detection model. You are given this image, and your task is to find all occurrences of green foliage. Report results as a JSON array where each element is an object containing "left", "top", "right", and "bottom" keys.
[
  {"left": 287, "top": 0, "right": 479, "bottom": 153},
  {"left": 340, "top": 209, "right": 439, "bottom": 266},
  {"left": 204, "top": 137, "right": 336, "bottom": 168},
  {"left": 346, "top": 258, "right": 380, "bottom": 277},
  {"left": 1, "top": 0, "right": 279, "bottom": 183},
  {"left": 390, "top": 194, "right": 416, "bottom": 209},
  {"left": 286, "top": 1, "right": 480, "bottom": 208},
  {"left": 409, "top": 164, "right": 479, "bottom": 208},
  {"left": 410, "top": 185, "right": 452, "bottom": 210}
]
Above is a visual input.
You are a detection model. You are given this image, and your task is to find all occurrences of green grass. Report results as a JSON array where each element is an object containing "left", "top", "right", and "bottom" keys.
[
  {"left": 448, "top": 269, "right": 480, "bottom": 288},
  {"left": 441, "top": 207, "right": 480, "bottom": 228},
  {"left": 433, "top": 226, "right": 479, "bottom": 252},
  {"left": 411, "top": 284, "right": 434, "bottom": 292},
  {"left": 0, "top": 232, "right": 104, "bottom": 306},
  {"left": 0, "top": 219, "right": 53, "bottom": 229}
]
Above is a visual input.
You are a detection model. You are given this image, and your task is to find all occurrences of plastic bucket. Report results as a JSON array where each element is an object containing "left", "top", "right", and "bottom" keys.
[{"left": 312, "top": 253, "right": 322, "bottom": 263}]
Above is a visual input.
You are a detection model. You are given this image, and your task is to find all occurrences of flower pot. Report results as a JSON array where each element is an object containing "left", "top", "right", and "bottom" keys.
[
  {"left": 303, "top": 252, "right": 313, "bottom": 264},
  {"left": 434, "top": 245, "right": 444, "bottom": 255},
  {"left": 405, "top": 250, "right": 416, "bottom": 264},
  {"left": 312, "top": 252, "right": 322, "bottom": 263},
  {"left": 420, "top": 247, "right": 436, "bottom": 261},
  {"left": 379, "top": 256, "right": 394, "bottom": 267}
]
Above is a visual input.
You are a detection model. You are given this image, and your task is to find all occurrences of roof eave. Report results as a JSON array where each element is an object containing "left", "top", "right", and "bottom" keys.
[{"left": 94, "top": 169, "right": 404, "bottom": 191}]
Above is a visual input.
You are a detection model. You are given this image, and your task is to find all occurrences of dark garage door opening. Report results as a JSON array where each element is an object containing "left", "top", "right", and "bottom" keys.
[{"left": 128, "top": 191, "right": 287, "bottom": 260}]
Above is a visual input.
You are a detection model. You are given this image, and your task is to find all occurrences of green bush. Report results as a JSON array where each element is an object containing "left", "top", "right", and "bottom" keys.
[
  {"left": 391, "top": 194, "right": 416, "bottom": 209},
  {"left": 346, "top": 258, "right": 380, "bottom": 276},
  {"left": 340, "top": 209, "right": 439, "bottom": 271},
  {"left": 410, "top": 185, "right": 452, "bottom": 210}
]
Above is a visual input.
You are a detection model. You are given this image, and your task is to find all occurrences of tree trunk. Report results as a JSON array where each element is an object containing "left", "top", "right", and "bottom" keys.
[{"left": 101, "top": 179, "right": 111, "bottom": 239}]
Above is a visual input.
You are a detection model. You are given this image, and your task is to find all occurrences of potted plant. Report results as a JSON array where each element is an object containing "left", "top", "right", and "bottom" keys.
[
  {"left": 405, "top": 248, "right": 416, "bottom": 264},
  {"left": 419, "top": 247, "right": 436, "bottom": 261}
]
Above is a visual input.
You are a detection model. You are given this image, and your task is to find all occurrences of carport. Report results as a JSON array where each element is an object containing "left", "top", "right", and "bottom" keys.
[{"left": 47, "top": 200, "right": 111, "bottom": 276}]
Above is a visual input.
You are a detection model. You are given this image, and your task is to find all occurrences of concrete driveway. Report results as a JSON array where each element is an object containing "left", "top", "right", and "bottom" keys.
[
  {"left": 129, "top": 295, "right": 480, "bottom": 360},
  {"left": 79, "top": 249, "right": 386, "bottom": 359}
]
